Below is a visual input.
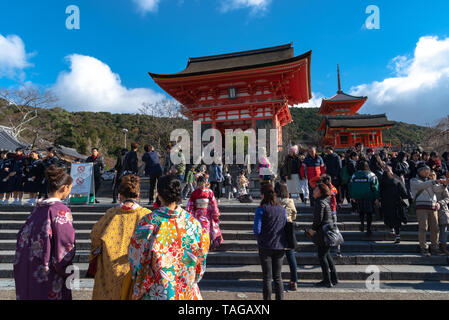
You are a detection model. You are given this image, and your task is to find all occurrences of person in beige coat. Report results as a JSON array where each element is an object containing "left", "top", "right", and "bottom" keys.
[{"left": 275, "top": 182, "right": 298, "bottom": 291}]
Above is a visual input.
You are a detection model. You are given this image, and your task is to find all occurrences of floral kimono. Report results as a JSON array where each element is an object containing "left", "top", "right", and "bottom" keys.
[
  {"left": 128, "top": 206, "right": 210, "bottom": 300},
  {"left": 14, "top": 198, "right": 76, "bottom": 300},
  {"left": 237, "top": 174, "right": 249, "bottom": 196},
  {"left": 90, "top": 203, "right": 150, "bottom": 300},
  {"left": 186, "top": 188, "right": 223, "bottom": 250}
]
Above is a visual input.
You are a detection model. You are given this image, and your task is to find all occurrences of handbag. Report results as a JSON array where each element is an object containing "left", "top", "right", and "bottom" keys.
[
  {"left": 85, "top": 245, "right": 102, "bottom": 278},
  {"left": 284, "top": 221, "right": 297, "bottom": 249},
  {"left": 322, "top": 224, "right": 344, "bottom": 247}
]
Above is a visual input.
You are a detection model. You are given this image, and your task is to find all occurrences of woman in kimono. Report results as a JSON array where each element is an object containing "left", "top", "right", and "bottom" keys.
[
  {"left": 187, "top": 176, "right": 223, "bottom": 250},
  {"left": 14, "top": 165, "right": 75, "bottom": 300},
  {"left": 90, "top": 174, "right": 150, "bottom": 300},
  {"left": 128, "top": 175, "right": 210, "bottom": 300},
  {"left": 237, "top": 170, "right": 249, "bottom": 196}
]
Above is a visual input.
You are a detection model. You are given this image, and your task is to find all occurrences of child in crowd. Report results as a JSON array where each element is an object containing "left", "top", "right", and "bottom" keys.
[{"left": 320, "top": 174, "right": 342, "bottom": 257}]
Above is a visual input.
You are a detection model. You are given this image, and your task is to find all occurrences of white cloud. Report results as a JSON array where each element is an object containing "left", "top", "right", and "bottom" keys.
[
  {"left": 220, "top": 0, "right": 271, "bottom": 13},
  {"left": 51, "top": 54, "right": 165, "bottom": 113},
  {"left": 293, "top": 92, "right": 324, "bottom": 109},
  {"left": 350, "top": 36, "right": 449, "bottom": 126},
  {"left": 0, "top": 34, "right": 33, "bottom": 80},
  {"left": 132, "top": 0, "right": 160, "bottom": 13}
]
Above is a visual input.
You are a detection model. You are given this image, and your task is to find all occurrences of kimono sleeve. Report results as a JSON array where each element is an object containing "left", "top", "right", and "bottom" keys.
[
  {"left": 195, "top": 226, "right": 210, "bottom": 283},
  {"left": 128, "top": 216, "right": 155, "bottom": 282},
  {"left": 186, "top": 194, "right": 195, "bottom": 214},
  {"left": 208, "top": 190, "right": 220, "bottom": 221},
  {"left": 50, "top": 206, "right": 76, "bottom": 277}
]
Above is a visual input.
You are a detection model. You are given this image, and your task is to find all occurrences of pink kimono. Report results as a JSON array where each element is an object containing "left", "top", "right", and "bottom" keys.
[{"left": 187, "top": 188, "right": 223, "bottom": 250}]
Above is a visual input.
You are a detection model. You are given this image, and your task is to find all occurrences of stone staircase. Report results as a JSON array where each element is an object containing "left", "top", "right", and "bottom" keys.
[{"left": 1, "top": 203, "right": 449, "bottom": 283}]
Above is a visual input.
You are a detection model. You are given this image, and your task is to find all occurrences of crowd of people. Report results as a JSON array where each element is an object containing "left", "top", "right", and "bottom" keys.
[{"left": 6, "top": 140, "right": 449, "bottom": 300}]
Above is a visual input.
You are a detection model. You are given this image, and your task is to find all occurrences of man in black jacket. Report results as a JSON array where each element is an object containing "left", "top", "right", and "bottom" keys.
[
  {"left": 324, "top": 146, "right": 342, "bottom": 203},
  {"left": 124, "top": 142, "right": 139, "bottom": 175},
  {"left": 112, "top": 148, "right": 128, "bottom": 203},
  {"left": 86, "top": 147, "right": 105, "bottom": 203}
]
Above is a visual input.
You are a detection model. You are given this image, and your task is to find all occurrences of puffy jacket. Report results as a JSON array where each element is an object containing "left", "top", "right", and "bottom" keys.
[
  {"left": 300, "top": 154, "right": 326, "bottom": 180},
  {"left": 410, "top": 177, "right": 446, "bottom": 211},
  {"left": 349, "top": 170, "right": 380, "bottom": 200},
  {"left": 435, "top": 187, "right": 449, "bottom": 226}
]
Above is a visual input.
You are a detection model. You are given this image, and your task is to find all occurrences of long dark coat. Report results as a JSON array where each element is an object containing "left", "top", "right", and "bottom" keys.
[{"left": 380, "top": 174, "right": 408, "bottom": 228}]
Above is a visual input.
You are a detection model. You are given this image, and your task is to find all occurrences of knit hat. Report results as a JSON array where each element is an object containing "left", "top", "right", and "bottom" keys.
[{"left": 416, "top": 162, "right": 430, "bottom": 173}]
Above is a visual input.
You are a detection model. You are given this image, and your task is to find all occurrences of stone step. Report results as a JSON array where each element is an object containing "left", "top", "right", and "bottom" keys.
[
  {"left": 0, "top": 239, "right": 426, "bottom": 252},
  {"left": 1, "top": 250, "right": 447, "bottom": 266},
  {"left": 0, "top": 229, "right": 434, "bottom": 242},
  {"left": 0, "top": 220, "right": 422, "bottom": 231},
  {"left": 1, "top": 263, "right": 448, "bottom": 281},
  {"left": 0, "top": 211, "right": 417, "bottom": 223}
]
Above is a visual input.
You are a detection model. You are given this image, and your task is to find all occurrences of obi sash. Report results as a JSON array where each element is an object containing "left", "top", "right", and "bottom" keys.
[{"left": 195, "top": 198, "right": 209, "bottom": 209}]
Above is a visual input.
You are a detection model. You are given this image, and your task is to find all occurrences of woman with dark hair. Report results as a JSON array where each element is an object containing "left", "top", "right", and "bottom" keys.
[
  {"left": 349, "top": 160, "right": 381, "bottom": 236},
  {"left": 253, "top": 183, "right": 287, "bottom": 300},
  {"left": 90, "top": 175, "right": 150, "bottom": 300},
  {"left": 23, "top": 151, "right": 45, "bottom": 205},
  {"left": 0, "top": 152, "right": 16, "bottom": 204},
  {"left": 380, "top": 166, "right": 409, "bottom": 244},
  {"left": 275, "top": 181, "right": 298, "bottom": 291},
  {"left": 14, "top": 165, "right": 75, "bottom": 300},
  {"left": 128, "top": 175, "right": 210, "bottom": 300},
  {"left": 307, "top": 183, "right": 339, "bottom": 287},
  {"left": 186, "top": 176, "right": 223, "bottom": 250}
]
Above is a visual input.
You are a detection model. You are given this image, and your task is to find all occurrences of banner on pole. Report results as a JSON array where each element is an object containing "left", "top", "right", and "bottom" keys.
[{"left": 69, "top": 163, "right": 94, "bottom": 204}]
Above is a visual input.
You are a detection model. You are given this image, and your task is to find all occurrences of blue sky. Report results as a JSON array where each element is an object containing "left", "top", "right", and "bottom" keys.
[{"left": 1, "top": 0, "right": 449, "bottom": 125}]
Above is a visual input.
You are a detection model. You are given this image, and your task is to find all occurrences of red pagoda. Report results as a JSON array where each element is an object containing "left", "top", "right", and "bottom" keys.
[
  {"left": 318, "top": 65, "right": 394, "bottom": 150},
  {"left": 149, "top": 43, "right": 312, "bottom": 147}
]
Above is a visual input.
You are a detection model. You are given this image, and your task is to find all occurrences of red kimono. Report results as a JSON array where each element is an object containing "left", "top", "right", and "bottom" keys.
[{"left": 186, "top": 188, "right": 223, "bottom": 250}]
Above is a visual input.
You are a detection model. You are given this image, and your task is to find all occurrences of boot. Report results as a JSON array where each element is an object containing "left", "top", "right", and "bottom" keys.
[
  {"left": 430, "top": 246, "right": 445, "bottom": 256},
  {"left": 439, "top": 243, "right": 449, "bottom": 256}
]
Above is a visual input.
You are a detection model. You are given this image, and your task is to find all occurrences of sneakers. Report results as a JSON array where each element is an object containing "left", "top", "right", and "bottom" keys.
[
  {"left": 420, "top": 248, "right": 431, "bottom": 257},
  {"left": 314, "top": 281, "right": 333, "bottom": 288},
  {"left": 430, "top": 247, "right": 445, "bottom": 256},
  {"left": 394, "top": 236, "right": 401, "bottom": 244},
  {"left": 25, "top": 199, "right": 36, "bottom": 206},
  {"left": 288, "top": 281, "right": 297, "bottom": 291},
  {"left": 334, "top": 252, "right": 342, "bottom": 258}
]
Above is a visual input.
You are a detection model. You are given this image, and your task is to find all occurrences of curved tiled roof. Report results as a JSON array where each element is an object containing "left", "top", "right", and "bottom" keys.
[{"left": 0, "top": 126, "right": 29, "bottom": 152}]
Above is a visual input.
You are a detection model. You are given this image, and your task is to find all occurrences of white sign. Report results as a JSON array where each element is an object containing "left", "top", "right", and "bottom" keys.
[{"left": 70, "top": 163, "right": 94, "bottom": 196}]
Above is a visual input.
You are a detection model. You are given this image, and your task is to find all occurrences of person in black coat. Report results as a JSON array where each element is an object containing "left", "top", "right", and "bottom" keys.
[
  {"left": 112, "top": 148, "right": 128, "bottom": 204},
  {"left": 142, "top": 144, "right": 163, "bottom": 204},
  {"left": 380, "top": 167, "right": 409, "bottom": 244},
  {"left": 324, "top": 146, "right": 342, "bottom": 203},
  {"left": 124, "top": 142, "right": 139, "bottom": 175},
  {"left": 86, "top": 147, "right": 105, "bottom": 203},
  {"left": 23, "top": 151, "right": 45, "bottom": 205},
  {"left": 308, "top": 183, "right": 338, "bottom": 288},
  {"left": 40, "top": 147, "right": 60, "bottom": 198}
]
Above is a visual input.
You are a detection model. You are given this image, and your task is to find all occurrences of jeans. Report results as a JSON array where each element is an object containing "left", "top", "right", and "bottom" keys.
[
  {"left": 439, "top": 224, "right": 448, "bottom": 245},
  {"left": 317, "top": 245, "right": 338, "bottom": 284},
  {"left": 258, "top": 248, "right": 284, "bottom": 300},
  {"left": 148, "top": 174, "right": 161, "bottom": 203},
  {"left": 285, "top": 249, "right": 298, "bottom": 283},
  {"left": 416, "top": 209, "right": 439, "bottom": 250},
  {"left": 210, "top": 181, "right": 222, "bottom": 199}
]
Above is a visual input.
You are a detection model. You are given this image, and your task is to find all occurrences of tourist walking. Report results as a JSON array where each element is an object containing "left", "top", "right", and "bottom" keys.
[
  {"left": 90, "top": 175, "right": 150, "bottom": 300},
  {"left": 275, "top": 182, "right": 298, "bottom": 291},
  {"left": 410, "top": 163, "right": 446, "bottom": 256},
  {"left": 435, "top": 172, "right": 449, "bottom": 255},
  {"left": 142, "top": 144, "right": 163, "bottom": 205},
  {"left": 186, "top": 176, "right": 223, "bottom": 250},
  {"left": 324, "top": 146, "right": 342, "bottom": 204},
  {"left": 14, "top": 165, "right": 75, "bottom": 300},
  {"left": 380, "top": 166, "right": 409, "bottom": 244},
  {"left": 253, "top": 184, "right": 287, "bottom": 300},
  {"left": 124, "top": 142, "right": 139, "bottom": 176},
  {"left": 307, "top": 183, "right": 339, "bottom": 288},
  {"left": 128, "top": 175, "right": 210, "bottom": 300},
  {"left": 349, "top": 160, "right": 381, "bottom": 236},
  {"left": 301, "top": 146, "right": 326, "bottom": 207},
  {"left": 112, "top": 148, "right": 128, "bottom": 204},
  {"left": 86, "top": 148, "right": 105, "bottom": 203},
  {"left": 209, "top": 163, "right": 224, "bottom": 201}
]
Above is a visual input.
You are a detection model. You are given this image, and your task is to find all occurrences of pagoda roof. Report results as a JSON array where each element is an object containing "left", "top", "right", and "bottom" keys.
[
  {"left": 322, "top": 92, "right": 367, "bottom": 103},
  {"left": 324, "top": 114, "right": 395, "bottom": 129},
  {"left": 149, "top": 43, "right": 311, "bottom": 79}
]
